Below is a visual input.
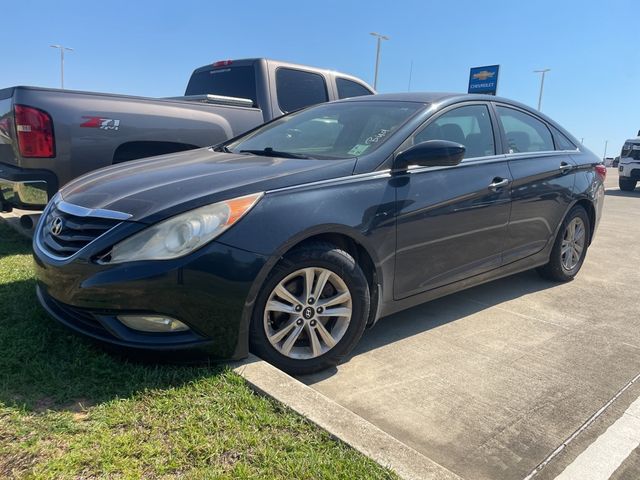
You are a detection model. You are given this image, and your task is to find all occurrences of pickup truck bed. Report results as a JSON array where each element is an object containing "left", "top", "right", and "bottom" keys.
[
  {"left": 0, "top": 86, "right": 263, "bottom": 209},
  {"left": 0, "top": 58, "right": 373, "bottom": 211}
]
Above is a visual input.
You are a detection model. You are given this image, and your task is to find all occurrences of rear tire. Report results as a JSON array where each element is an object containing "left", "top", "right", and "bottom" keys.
[
  {"left": 537, "top": 205, "right": 590, "bottom": 282},
  {"left": 250, "top": 242, "right": 370, "bottom": 375},
  {"left": 619, "top": 177, "right": 637, "bottom": 192}
]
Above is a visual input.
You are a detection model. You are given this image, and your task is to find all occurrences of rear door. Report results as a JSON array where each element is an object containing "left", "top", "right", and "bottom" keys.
[
  {"left": 393, "top": 102, "right": 512, "bottom": 299},
  {"left": 495, "top": 104, "right": 578, "bottom": 263}
]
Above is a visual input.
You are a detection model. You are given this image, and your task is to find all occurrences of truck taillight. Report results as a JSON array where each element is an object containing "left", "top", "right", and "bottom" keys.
[
  {"left": 14, "top": 105, "right": 55, "bottom": 158},
  {"left": 595, "top": 164, "right": 607, "bottom": 181},
  {"left": 212, "top": 60, "right": 233, "bottom": 67}
]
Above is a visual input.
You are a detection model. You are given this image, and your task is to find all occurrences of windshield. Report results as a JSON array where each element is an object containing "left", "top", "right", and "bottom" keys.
[
  {"left": 185, "top": 66, "right": 257, "bottom": 106},
  {"left": 227, "top": 101, "right": 423, "bottom": 159},
  {"left": 621, "top": 142, "right": 640, "bottom": 160}
]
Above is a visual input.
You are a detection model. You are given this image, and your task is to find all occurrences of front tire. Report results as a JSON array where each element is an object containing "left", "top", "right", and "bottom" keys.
[
  {"left": 619, "top": 177, "right": 637, "bottom": 191},
  {"left": 537, "top": 205, "right": 590, "bottom": 282},
  {"left": 250, "top": 242, "right": 370, "bottom": 375}
]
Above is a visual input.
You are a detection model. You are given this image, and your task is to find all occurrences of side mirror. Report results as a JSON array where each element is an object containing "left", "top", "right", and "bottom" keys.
[{"left": 394, "top": 140, "right": 465, "bottom": 171}]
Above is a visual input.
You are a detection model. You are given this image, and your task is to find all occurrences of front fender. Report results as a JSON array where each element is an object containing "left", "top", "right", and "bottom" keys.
[{"left": 216, "top": 175, "right": 400, "bottom": 356}]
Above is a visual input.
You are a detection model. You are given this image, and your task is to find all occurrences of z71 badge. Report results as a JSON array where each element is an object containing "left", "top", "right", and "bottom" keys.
[{"left": 80, "top": 116, "right": 120, "bottom": 131}]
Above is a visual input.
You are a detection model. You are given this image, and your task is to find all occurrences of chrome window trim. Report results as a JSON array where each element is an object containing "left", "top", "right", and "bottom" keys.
[
  {"left": 405, "top": 154, "right": 509, "bottom": 174},
  {"left": 504, "top": 150, "right": 577, "bottom": 160},
  {"left": 57, "top": 200, "right": 132, "bottom": 220}
]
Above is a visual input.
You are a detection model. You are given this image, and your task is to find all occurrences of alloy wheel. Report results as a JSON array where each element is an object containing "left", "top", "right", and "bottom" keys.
[
  {"left": 561, "top": 217, "right": 586, "bottom": 271},
  {"left": 263, "top": 267, "right": 353, "bottom": 360}
]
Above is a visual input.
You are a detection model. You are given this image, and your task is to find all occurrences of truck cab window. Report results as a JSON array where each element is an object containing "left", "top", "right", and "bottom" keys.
[
  {"left": 336, "top": 78, "right": 373, "bottom": 99},
  {"left": 185, "top": 66, "right": 257, "bottom": 106},
  {"left": 276, "top": 68, "right": 328, "bottom": 113}
]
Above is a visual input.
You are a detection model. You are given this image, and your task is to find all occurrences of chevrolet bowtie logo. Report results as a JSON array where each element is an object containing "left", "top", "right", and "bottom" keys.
[{"left": 472, "top": 70, "right": 496, "bottom": 81}]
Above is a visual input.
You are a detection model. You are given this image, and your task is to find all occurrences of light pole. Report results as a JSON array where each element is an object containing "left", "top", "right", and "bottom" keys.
[
  {"left": 50, "top": 44, "right": 73, "bottom": 89},
  {"left": 603, "top": 140, "right": 608, "bottom": 160},
  {"left": 533, "top": 68, "right": 550, "bottom": 111},
  {"left": 369, "top": 32, "right": 389, "bottom": 90}
]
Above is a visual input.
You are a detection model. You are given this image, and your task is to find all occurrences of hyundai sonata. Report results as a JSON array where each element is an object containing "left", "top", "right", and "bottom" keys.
[{"left": 33, "top": 93, "right": 605, "bottom": 374}]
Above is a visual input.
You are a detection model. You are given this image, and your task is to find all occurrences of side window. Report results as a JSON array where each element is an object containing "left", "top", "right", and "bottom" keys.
[
  {"left": 276, "top": 68, "right": 328, "bottom": 113},
  {"left": 496, "top": 106, "right": 554, "bottom": 153},
  {"left": 336, "top": 78, "right": 373, "bottom": 99},
  {"left": 551, "top": 126, "right": 577, "bottom": 151},
  {"left": 413, "top": 104, "right": 495, "bottom": 159}
]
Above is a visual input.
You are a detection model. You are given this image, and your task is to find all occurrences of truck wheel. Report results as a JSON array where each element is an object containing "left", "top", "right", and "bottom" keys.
[
  {"left": 619, "top": 177, "right": 637, "bottom": 191},
  {"left": 537, "top": 205, "right": 590, "bottom": 282},
  {"left": 250, "top": 242, "right": 370, "bottom": 375}
]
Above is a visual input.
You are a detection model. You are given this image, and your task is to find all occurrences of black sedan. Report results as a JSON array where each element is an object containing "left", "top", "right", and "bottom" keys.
[{"left": 33, "top": 93, "right": 605, "bottom": 374}]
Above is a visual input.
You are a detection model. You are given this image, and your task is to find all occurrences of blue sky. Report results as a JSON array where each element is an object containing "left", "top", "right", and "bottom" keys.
[{"left": 3, "top": 0, "right": 638, "bottom": 157}]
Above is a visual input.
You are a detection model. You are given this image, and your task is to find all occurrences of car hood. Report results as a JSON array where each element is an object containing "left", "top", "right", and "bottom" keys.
[{"left": 60, "top": 148, "right": 357, "bottom": 223}]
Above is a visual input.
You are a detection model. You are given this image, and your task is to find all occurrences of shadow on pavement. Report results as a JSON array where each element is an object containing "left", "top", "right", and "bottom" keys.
[
  {"left": 605, "top": 189, "right": 640, "bottom": 198},
  {"left": 302, "top": 269, "right": 557, "bottom": 383}
]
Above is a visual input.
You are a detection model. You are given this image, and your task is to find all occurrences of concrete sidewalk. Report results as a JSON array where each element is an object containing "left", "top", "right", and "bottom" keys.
[{"left": 299, "top": 171, "right": 640, "bottom": 480}]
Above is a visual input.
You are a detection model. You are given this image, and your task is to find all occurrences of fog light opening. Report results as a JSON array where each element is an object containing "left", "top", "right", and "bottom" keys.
[{"left": 117, "top": 315, "right": 190, "bottom": 333}]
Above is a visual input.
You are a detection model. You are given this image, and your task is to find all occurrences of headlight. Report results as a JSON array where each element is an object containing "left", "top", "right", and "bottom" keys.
[{"left": 106, "top": 192, "right": 263, "bottom": 263}]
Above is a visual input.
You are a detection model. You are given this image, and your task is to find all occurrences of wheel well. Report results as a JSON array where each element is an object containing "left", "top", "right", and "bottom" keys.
[
  {"left": 575, "top": 199, "right": 596, "bottom": 244},
  {"left": 113, "top": 141, "right": 198, "bottom": 164},
  {"left": 288, "top": 233, "right": 380, "bottom": 326}
]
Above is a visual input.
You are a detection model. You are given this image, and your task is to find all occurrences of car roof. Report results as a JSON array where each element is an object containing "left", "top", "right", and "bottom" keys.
[
  {"left": 339, "top": 92, "right": 583, "bottom": 147},
  {"left": 340, "top": 91, "right": 529, "bottom": 106}
]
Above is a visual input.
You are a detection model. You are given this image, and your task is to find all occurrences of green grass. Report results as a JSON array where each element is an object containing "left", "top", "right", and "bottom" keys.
[{"left": 0, "top": 222, "right": 396, "bottom": 479}]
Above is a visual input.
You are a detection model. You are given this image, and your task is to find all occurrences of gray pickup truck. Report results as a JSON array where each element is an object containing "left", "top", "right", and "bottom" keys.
[{"left": 0, "top": 58, "right": 373, "bottom": 211}]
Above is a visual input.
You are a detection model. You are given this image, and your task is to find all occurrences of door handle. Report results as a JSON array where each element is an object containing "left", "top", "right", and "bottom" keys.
[
  {"left": 488, "top": 178, "right": 510, "bottom": 190},
  {"left": 559, "top": 162, "right": 574, "bottom": 173}
]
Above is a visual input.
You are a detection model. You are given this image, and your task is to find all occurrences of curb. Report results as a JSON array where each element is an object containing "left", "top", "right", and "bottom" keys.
[{"left": 232, "top": 354, "right": 462, "bottom": 480}]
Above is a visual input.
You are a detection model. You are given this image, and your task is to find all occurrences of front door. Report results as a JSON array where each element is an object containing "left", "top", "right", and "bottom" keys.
[{"left": 394, "top": 104, "right": 512, "bottom": 299}]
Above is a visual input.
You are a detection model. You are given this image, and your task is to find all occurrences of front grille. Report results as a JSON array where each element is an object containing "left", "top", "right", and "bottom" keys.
[{"left": 39, "top": 203, "right": 121, "bottom": 258}]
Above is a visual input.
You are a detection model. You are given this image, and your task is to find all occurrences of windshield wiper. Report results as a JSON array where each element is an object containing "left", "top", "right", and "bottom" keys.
[
  {"left": 213, "top": 145, "right": 233, "bottom": 153},
  {"left": 239, "top": 147, "right": 310, "bottom": 159}
]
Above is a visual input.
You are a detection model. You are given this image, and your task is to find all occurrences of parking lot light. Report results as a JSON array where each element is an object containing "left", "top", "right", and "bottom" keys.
[
  {"left": 50, "top": 44, "right": 74, "bottom": 89},
  {"left": 369, "top": 32, "right": 389, "bottom": 90},
  {"left": 534, "top": 68, "right": 550, "bottom": 111}
]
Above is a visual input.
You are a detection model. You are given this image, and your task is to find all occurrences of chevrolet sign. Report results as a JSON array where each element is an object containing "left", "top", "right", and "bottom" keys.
[{"left": 468, "top": 65, "right": 500, "bottom": 95}]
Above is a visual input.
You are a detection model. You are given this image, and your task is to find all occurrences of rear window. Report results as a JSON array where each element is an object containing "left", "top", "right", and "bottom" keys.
[
  {"left": 551, "top": 126, "right": 577, "bottom": 151},
  {"left": 185, "top": 66, "right": 257, "bottom": 106},
  {"left": 496, "top": 106, "right": 554, "bottom": 153},
  {"left": 276, "top": 68, "right": 328, "bottom": 113}
]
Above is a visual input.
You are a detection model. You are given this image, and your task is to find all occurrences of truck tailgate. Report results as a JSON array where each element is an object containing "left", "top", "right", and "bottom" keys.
[{"left": 0, "top": 88, "right": 17, "bottom": 167}]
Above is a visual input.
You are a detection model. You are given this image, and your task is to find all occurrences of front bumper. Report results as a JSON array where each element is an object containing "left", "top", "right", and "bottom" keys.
[
  {"left": 33, "top": 235, "right": 268, "bottom": 360},
  {"left": 619, "top": 161, "right": 640, "bottom": 180},
  {"left": 0, "top": 162, "right": 58, "bottom": 210}
]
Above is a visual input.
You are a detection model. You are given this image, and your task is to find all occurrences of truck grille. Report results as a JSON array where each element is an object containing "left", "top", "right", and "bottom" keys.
[{"left": 39, "top": 203, "right": 122, "bottom": 259}]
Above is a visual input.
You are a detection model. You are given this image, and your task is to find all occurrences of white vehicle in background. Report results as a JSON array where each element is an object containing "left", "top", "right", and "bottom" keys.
[{"left": 619, "top": 132, "right": 640, "bottom": 191}]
